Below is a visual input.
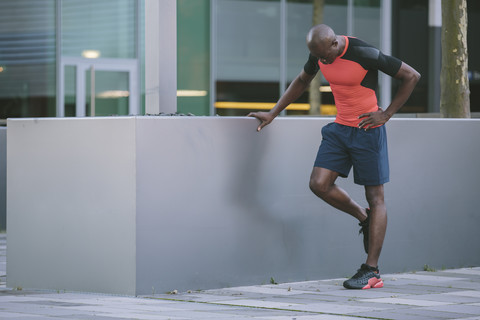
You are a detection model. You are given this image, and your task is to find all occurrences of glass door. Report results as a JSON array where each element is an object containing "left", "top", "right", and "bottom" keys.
[
  {"left": 60, "top": 58, "right": 138, "bottom": 117},
  {"left": 86, "top": 69, "right": 130, "bottom": 117}
]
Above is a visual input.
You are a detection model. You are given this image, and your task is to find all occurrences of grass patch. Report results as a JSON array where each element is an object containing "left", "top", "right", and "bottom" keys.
[{"left": 423, "top": 264, "right": 436, "bottom": 272}]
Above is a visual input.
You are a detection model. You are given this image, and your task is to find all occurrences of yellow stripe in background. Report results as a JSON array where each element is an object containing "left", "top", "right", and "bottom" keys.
[{"left": 215, "top": 102, "right": 337, "bottom": 115}]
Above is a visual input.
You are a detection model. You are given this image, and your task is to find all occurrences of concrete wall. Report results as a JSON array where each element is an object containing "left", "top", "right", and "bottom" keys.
[
  {"left": 7, "top": 117, "right": 480, "bottom": 295},
  {"left": 7, "top": 118, "right": 136, "bottom": 294},
  {"left": 0, "top": 127, "right": 6, "bottom": 231}
]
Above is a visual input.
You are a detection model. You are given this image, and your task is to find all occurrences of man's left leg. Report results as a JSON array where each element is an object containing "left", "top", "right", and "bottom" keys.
[
  {"left": 364, "top": 184, "right": 387, "bottom": 268},
  {"left": 343, "top": 184, "right": 387, "bottom": 289}
]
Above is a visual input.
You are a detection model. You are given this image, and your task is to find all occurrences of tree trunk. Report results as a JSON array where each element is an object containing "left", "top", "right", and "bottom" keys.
[
  {"left": 309, "top": 0, "right": 324, "bottom": 115},
  {"left": 440, "top": 0, "right": 470, "bottom": 117}
]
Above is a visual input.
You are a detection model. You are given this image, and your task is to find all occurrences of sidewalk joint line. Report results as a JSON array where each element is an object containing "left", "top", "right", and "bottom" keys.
[{"left": 146, "top": 296, "right": 392, "bottom": 320}]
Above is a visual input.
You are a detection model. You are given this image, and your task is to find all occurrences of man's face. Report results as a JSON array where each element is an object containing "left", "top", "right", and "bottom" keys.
[{"left": 309, "top": 40, "right": 337, "bottom": 65}]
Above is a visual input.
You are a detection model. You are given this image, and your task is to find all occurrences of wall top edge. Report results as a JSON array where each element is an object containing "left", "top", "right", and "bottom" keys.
[
  {"left": 5, "top": 116, "right": 480, "bottom": 124},
  {"left": 6, "top": 116, "right": 137, "bottom": 123}
]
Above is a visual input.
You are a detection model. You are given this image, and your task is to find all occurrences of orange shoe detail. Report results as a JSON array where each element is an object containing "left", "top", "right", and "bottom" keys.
[{"left": 362, "top": 277, "right": 384, "bottom": 289}]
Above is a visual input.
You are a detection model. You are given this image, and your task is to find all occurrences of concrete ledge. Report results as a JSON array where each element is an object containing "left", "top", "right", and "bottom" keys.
[{"left": 6, "top": 116, "right": 480, "bottom": 295}]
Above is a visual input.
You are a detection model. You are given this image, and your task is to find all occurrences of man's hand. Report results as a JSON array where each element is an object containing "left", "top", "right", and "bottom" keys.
[
  {"left": 358, "top": 108, "right": 390, "bottom": 130},
  {"left": 247, "top": 111, "right": 275, "bottom": 132}
]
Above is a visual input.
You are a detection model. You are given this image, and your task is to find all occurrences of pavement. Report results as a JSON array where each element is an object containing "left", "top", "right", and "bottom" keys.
[{"left": 1, "top": 233, "right": 480, "bottom": 320}]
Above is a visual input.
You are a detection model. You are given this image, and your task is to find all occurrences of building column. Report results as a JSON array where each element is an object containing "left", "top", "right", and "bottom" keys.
[
  {"left": 379, "top": 0, "right": 392, "bottom": 109},
  {"left": 145, "top": 0, "right": 177, "bottom": 115},
  {"left": 428, "top": 0, "right": 442, "bottom": 113}
]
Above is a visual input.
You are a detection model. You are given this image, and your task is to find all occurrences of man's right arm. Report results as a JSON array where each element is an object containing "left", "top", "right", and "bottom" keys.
[{"left": 247, "top": 70, "right": 316, "bottom": 132}]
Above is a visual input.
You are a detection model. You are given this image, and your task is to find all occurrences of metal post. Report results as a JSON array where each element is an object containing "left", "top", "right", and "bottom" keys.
[
  {"left": 135, "top": 0, "right": 142, "bottom": 116},
  {"left": 347, "top": 0, "right": 354, "bottom": 36},
  {"left": 145, "top": 0, "right": 177, "bottom": 115},
  {"left": 279, "top": 0, "right": 287, "bottom": 116},
  {"left": 379, "top": 0, "right": 392, "bottom": 109},
  {"left": 428, "top": 0, "right": 441, "bottom": 113},
  {"left": 56, "top": 0, "right": 64, "bottom": 117},
  {"left": 90, "top": 65, "right": 95, "bottom": 117},
  {"left": 76, "top": 65, "right": 86, "bottom": 117},
  {"left": 210, "top": 0, "right": 217, "bottom": 116}
]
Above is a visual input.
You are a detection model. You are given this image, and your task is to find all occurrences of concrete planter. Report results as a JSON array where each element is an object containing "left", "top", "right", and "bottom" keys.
[{"left": 6, "top": 117, "right": 480, "bottom": 295}]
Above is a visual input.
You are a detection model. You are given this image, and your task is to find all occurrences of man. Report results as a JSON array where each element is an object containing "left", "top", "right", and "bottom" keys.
[{"left": 248, "top": 24, "right": 420, "bottom": 289}]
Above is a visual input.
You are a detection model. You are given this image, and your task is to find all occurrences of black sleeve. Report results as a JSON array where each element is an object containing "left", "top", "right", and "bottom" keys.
[
  {"left": 347, "top": 37, "right": 402, "bottom": 77},
  {"left": 303, "top": 53, "right": 320, "bottom": 75},
  {"left": 377, "top": 51, "right": 402, "bottom": 77}
]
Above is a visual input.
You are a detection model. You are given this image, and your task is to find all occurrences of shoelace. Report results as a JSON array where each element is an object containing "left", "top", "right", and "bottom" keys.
[{"left": 354, "top": 264, "right": 379, "bottom": 278}]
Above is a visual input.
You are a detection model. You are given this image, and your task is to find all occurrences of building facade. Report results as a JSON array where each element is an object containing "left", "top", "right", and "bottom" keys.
[{"left": 0, "top": 0, "right": 478, "bottom": 121}]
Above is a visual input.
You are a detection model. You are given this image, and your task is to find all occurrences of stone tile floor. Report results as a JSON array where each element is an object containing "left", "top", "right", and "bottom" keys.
[{"left": 1, "top": 233, "right": 479, "bottom": 320}]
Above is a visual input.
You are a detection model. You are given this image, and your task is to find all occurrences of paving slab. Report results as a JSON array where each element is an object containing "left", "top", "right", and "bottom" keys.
[{"left": 1, "top": 234, "right": 480, "bottom": 319}]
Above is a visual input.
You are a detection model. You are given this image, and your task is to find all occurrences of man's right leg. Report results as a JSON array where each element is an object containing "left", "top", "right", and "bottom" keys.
[{"left": 309, "top": 167, "right": 368, "bottom": 222}]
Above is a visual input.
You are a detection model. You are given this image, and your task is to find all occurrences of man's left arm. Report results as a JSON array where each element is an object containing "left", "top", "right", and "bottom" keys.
[{"left": 358, "top": 62, "right": 421, "bottom": 130}]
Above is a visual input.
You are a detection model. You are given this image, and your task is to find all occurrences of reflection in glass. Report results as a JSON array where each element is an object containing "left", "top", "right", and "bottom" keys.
[
  {"left": 215, "top": 0, "right": 281, "bottom": 116},
  {"left": 0, "top": 0, "right": 56, "bottom": 118},
  {"left": 64, "top": 66, "right": 76, "bottom": 117},
  {"left": 62, "top": 0, "right": 136, "bottom": 59},
  {"left": 213, "top": 0, "right": 383, "bottom": 116},
  {"left": 85, "top": 70, "right": 129, "bottom": 116}
]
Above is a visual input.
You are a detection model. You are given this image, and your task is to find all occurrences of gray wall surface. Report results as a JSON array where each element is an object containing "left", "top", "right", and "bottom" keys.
[
  {"left": 7, "top": 117, "right": 480, "bottom": 295},
  {"left": 0, "top": 127, "right": 6, "bottom": 231},
  {"left": 7, "top": 118, "right": 137, "bottom": 295}
]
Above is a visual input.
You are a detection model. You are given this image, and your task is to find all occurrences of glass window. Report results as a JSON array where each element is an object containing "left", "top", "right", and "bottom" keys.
[
  {"left": 392, "top": 0, "right": 428, "bottom": 113},
  {"left": 64, "top": 65, "right": 76, "bottom": 117},
  {"left": 214, "top": 0, "right": 281, "bottom": 116},
  {"left": 61, "top": 0, "right": 136, "bottom": 59},
  {"left": 286, "top": 0, "right": 349, "bottom": 116},
  {"left": 85, "top": 70, "right": 130, "bottom": 116},
  {"left": 60, "top": 0, "right": 141, "bottom": 117},
  {"left": 212, "top": 0, "right": 384, "bottom": 117},
  {"left": 353, "top": 0, "right": 380, "bottom": 49},
  {"left": 177, "top": 0, "right": 210, "bottom": 116},
  {"left": 0, "top": 0, "right": 56, "bottom": 119}
]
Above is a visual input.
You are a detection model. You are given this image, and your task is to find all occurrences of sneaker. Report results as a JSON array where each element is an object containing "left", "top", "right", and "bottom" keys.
[
  {"left": 358, "top": 208, "right": 370, "bottom": 254},
  {"left": 343, "top": 264, "right": 384, "bottom": 289}
]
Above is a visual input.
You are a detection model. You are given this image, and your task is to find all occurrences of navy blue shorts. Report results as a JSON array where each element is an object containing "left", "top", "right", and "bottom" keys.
[{"left": 314, "top": 122, "right": 389, "bottom": 186}]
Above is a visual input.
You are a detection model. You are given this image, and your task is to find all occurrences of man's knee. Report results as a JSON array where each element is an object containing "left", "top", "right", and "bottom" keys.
[
  {"left": 309, "top": 176, "right": 331, "bottom": 196},
  {"left": 365, "top": 185, "right": 385, "bottom": 208},
  {"left": 309, "top": 167, "right": 339, "bottom": 197}
]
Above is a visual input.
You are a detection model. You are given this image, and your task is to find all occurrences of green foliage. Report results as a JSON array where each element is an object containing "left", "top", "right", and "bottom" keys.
[{"left": 423, "top": 264, "right": 436, "bottom": 272}]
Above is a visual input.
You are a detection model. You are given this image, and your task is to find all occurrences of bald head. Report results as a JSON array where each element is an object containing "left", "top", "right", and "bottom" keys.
[
  {"left": 306, "top": 24, "right": 342, "bottom": 64},
  {"left": 306, "top": 24, "right": 336, "bottom": 50}
]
